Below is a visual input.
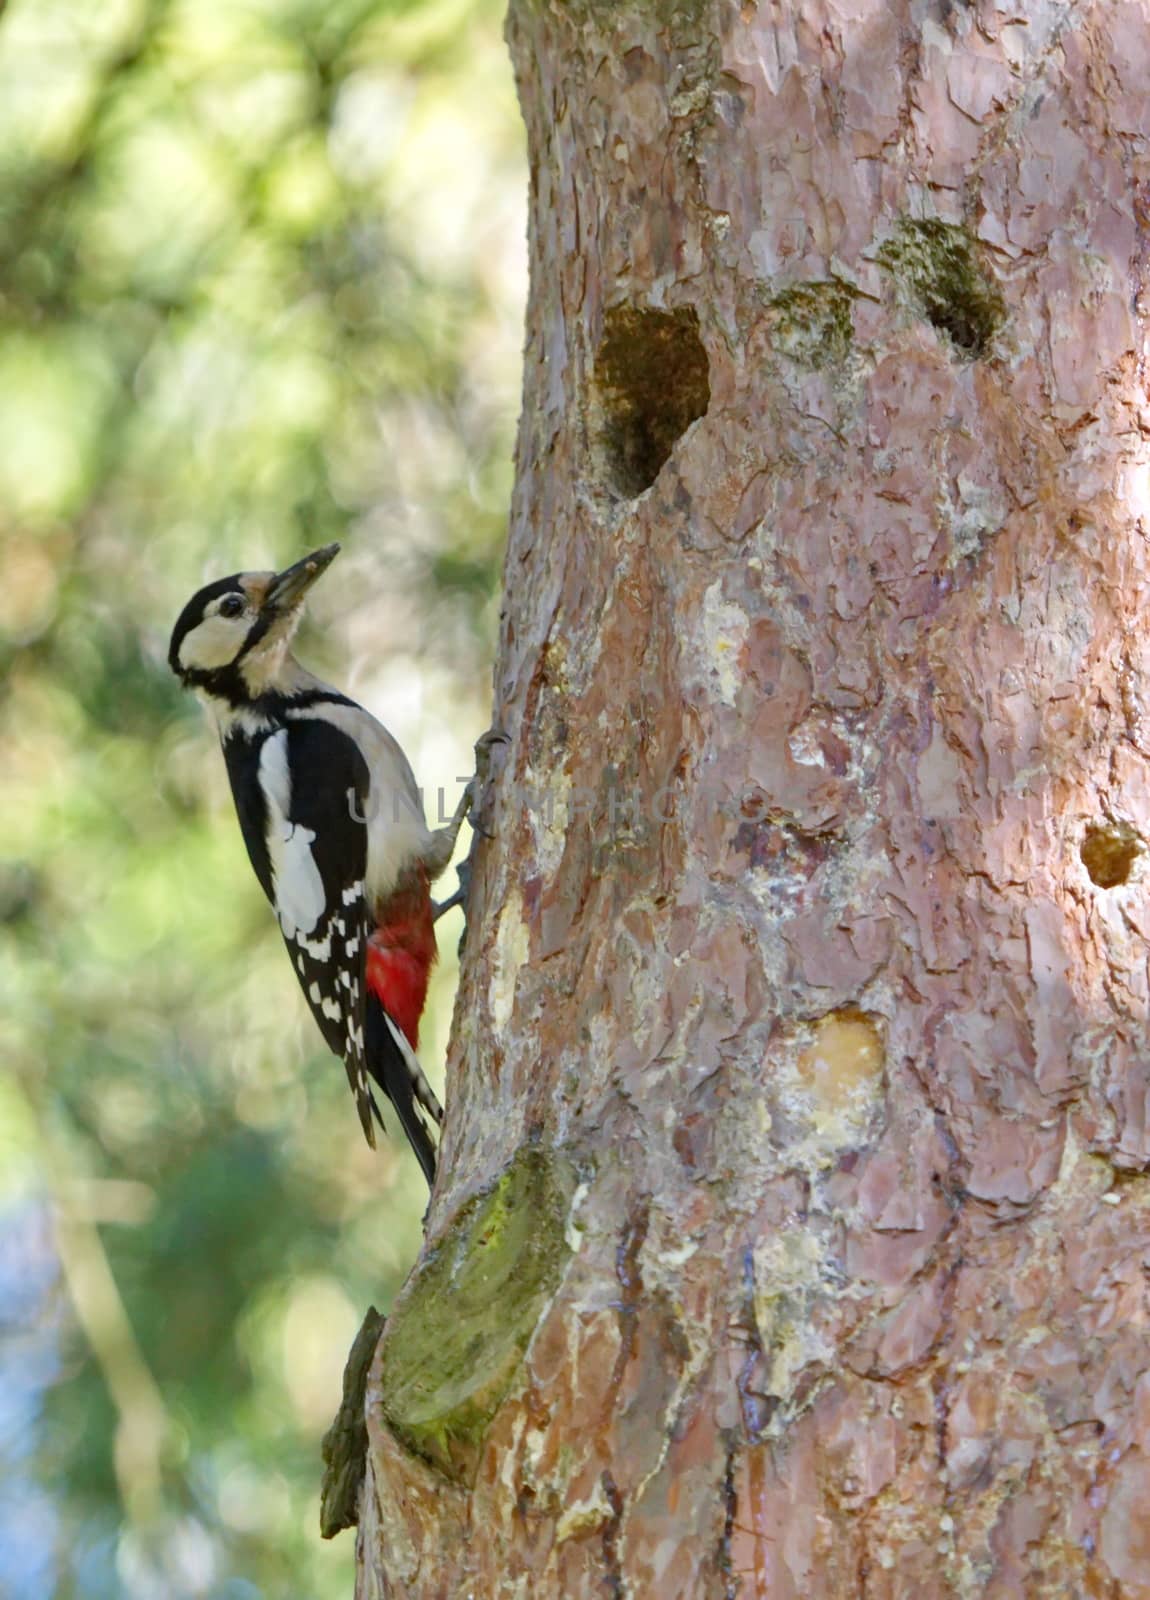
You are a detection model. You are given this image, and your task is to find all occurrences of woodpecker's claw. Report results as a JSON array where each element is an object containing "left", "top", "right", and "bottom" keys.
[
  {"left": 466, "top": 805, "right": 496, "bottom": 842},
  {"left": 429, "top": 730, "right": 509, "bottom": 938},
  {"left": 468, "top": 728, "right": 510, "bottom": 839},
  {"left": 475, "top": 726, "right": 512, "bottom": 762}
]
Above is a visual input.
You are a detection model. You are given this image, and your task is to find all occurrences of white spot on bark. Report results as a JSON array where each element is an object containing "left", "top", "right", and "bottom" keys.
[
  {"left": 938, "top": 468, "right": 1006, "bottom": 567},
  {"left": 700, "top": 581, "right": 748, "bottom": 706},
  {"left": 490, "top": 888, "right": 529, "bottom": 1034},
  {"left": 527, "top": 765, "right": 571, "bottom": 879},
  {"left": 751, "top": 1231, "right": 836, "bottom": 1415}
]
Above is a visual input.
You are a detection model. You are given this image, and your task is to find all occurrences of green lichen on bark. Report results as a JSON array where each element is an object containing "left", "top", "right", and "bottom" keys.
[
  {"left": 377, "top": 1147, "right": 577, "bottom": 1485},
  {"left": 766, "top": 279, "right": 857, "bottom": 367},
  {"left": 877, "top": 218, "right": 1005, "bottom": 359},
  {"left": 540, "top": 0, "right": 712, "bottom": 21}
]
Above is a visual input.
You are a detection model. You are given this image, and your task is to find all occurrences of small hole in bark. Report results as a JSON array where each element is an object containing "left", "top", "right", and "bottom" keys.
[
  {"left": 877, "top": 218, "right": 1005, "bottom": 360},
  {"left": 592, "top": 304, "right": 710, "bottom": 497},
  {"left": 1081, "top": 822, "right": 1143, "bottom": 888}
]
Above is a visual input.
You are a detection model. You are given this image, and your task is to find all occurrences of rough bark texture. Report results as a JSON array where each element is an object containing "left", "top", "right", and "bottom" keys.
[{"left": 357, "top": 1, "right": 1150, "bottom": 1595}]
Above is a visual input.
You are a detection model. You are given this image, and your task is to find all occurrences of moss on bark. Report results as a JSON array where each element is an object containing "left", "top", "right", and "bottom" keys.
[
  {"left": 377, "top": 1146, "right": 578, "bottom": 1485},
  {"left": 766, "top": 279, "right": 857, "bottom": 368},
  {"left": 877, "top": 218, "right": 1005, "bottom": 358}
]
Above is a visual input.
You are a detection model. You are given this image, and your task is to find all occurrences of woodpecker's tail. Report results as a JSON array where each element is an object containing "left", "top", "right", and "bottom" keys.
[{"left": 363, "top": 992, "right": 441, "bottom": 1186}]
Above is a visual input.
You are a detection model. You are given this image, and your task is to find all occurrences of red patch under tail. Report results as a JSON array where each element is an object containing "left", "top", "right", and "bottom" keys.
[{"left": 365, "top": 870, "right": 436, "bottom": 1048}]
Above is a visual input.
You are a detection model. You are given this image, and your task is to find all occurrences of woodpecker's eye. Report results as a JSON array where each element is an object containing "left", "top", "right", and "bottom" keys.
[{"left": 219, "top": 594, "right": 245, "bottom": 618}]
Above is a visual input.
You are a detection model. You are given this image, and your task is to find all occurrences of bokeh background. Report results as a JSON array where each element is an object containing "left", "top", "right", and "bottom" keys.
[{"left": 0, "top": 0, "right": 524, "bottom": 1593}]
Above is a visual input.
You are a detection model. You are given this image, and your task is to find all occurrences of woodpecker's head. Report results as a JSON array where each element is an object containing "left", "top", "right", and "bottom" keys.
[{"left": 169, "top": 543, "right": 340, "bottom": 702}]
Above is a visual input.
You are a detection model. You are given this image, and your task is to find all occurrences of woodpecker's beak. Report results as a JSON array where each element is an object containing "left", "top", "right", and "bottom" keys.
[{"left": 265, "top": 543, "right": 340, "bottom": 613}]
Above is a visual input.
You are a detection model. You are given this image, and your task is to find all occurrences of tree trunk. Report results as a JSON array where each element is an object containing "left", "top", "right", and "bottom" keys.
[{"left": 355, "top": 2, "right": 1150, "bottom": 1594}]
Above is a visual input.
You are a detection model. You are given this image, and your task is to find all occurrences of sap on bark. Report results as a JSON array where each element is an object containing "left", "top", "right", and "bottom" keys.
[
  {"left": 591, "top": 302, "right": 710, "bottom": 498},
  {"left": 791, "top": 1009, "right": 887, "bottom": 1155},
  {"left": 1080, "top": 820, "right": 1144, "bottom": 888},
  {"left": 796, "top": 1011, "right": 885, "bottom": 1110}
]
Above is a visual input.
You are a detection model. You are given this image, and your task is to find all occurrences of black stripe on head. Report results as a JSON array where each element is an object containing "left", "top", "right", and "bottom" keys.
[
  {"left": 168, "top": 574, "right": 247, "bottom": 678},
  {"left": 233, "top": 605, "right": 277, "bottom": 666}
]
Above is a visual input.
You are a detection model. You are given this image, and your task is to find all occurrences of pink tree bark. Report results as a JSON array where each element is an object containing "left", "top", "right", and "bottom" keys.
[{"left": 353, "top": 1, "right": 1150, "bottom": 1594}]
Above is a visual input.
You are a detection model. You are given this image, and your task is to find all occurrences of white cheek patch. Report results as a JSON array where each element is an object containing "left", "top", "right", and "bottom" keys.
[{"left": 179, "top": 613, "right": 248, "bottom": 672}]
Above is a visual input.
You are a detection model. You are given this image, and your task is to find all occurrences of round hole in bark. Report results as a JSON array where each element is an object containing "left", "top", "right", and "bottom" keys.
[
  {"left": 1081, "top": 822, "right": 1143, "bottom": 888},
  {"left": 592, "top": 304, "right": 710, "bottom": 497}
]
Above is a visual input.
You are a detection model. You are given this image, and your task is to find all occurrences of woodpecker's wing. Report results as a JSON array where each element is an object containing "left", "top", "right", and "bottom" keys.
[
  {"left": 250, "top": 719, "right": 382, "bottom": 1145},
  {"left": 223, "top": 709, "right": 439, "bottom": 1173}
]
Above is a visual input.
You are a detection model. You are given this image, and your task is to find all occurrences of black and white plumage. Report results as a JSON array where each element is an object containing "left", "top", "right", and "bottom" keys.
[
  {"left": 223, "top": 715, "right": 370, "bottom": 1104},
  {"left": 169, "top": 545, "right": 474, "bottom": 1184}
]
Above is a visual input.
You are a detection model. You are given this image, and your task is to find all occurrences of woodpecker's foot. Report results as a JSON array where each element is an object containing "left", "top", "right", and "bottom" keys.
[
  {"left": 466, "top": 727, "right": 510, "bottom": 839},
  {"left": 432, "top": 857, "right": 471, "bottom": 922},
  {"left": 424, "top": 728, "right": 510, "bottom": 881},
  {"left": 432, "top": 730, "right": 509, "bottom": 946},
  {"left": 424, "top": 783, "right": 474, "bottom": 880}
]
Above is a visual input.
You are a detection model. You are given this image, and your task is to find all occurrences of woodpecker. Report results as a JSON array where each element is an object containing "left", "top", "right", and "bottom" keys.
[{"left": 168, "top": 543, "right": 493, "bottom": 1184}]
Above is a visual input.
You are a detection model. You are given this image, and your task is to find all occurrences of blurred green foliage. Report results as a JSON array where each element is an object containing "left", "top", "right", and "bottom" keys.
[{"left": 0, "top": 0, "right": 523, "bottom": 1593}]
